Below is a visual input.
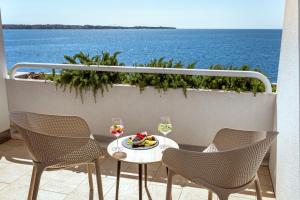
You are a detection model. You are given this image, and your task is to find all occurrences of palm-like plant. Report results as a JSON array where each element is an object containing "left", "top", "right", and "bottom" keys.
[
  {"left": 55, "top": 51, "right": 125, "bottom": 101},
  {"left": 51, "top": 51, "right": 268, "bottom": 102}
]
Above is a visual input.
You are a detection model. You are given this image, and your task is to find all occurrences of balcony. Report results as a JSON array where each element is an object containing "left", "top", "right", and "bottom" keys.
[
  {"left": 0, "top": 60, "right": 277, "bottom": 200},
  {"left": 0, "top": 62, "right": 276, "bottom": 200}
]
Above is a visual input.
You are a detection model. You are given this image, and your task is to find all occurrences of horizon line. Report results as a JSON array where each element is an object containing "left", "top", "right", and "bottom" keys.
[{"left": 2, "top": 24, "right": 283, "bottom": 30}]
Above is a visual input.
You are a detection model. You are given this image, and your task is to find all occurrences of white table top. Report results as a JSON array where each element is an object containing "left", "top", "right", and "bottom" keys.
[{"left": 107, "top": 135, "right": 179, "bottom": 164}]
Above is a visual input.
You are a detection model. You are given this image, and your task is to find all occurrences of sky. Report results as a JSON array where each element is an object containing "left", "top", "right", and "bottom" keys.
[{"left": 0, "top": 0, "right": 285, "bottom": 29}]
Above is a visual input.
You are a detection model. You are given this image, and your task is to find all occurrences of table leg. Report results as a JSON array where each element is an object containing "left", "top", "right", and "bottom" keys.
[
  {"left": 116, "top": 161, "right": 121, "bottom": 200},
  {"left": 144, "top": 164, "right": 148, "bottom": 188},
  {"left": 166, "top": 167, "right": 172, "bottom": 200},
  {"left": 139, "top": 164, "right": 143, "bottom": 200},
  {"left": 166, "top": 167, "right": 169, "bottom": 176}
]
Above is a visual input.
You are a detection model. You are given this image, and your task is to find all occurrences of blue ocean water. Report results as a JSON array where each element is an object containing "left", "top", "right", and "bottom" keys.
[{"left": 3, "top": 29, "right": 281, "bottom": 82}]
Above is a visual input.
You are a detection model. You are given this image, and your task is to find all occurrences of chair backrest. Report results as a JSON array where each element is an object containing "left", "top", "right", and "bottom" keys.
[
  {"left": 10, "top": 111, "right": 90, "bottom": 137},
  {"left": 10, "top": 111, "right": 91, "bottom": 162},
  {"left": 201, "top": 130, "right": 278, "bottom": 188},
  {"left": 205, "top": 128, "right": 268, "bottom": 152}
]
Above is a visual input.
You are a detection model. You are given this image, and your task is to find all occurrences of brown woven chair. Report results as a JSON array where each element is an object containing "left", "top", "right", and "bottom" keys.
[
  {"left": 162, "top": 128, "right": 278, "bottom": 200},
  {"left": 10, "top": 111, "right": 105, "bottom": 200}
]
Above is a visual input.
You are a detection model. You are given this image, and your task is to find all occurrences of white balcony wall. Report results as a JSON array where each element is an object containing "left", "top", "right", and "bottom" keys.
[
  {"left": 275, "top": 0, "right": 300, "bottom": 199},
  {"left": 0, "top": 10, "right": 9, "bottom": 133},
  {"left": 6, "top": 79, "right": 276, "bottom": 146}
]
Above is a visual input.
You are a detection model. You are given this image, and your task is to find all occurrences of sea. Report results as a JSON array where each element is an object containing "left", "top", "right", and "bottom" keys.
[{"left": 3, "top": 29, "right": 282, "bottom": 82}]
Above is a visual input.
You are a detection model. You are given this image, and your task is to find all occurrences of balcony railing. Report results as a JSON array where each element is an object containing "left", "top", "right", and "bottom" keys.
[{"left": 10, "top": 62, "right": 273, "bottom": 93}]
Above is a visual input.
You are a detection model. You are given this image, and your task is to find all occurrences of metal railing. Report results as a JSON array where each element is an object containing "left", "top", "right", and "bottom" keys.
[{"left": 10, "top": 62, "right": 273, "bottom": 93}]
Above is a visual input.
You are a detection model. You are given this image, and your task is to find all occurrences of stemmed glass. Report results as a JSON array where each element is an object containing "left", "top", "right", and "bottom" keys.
[
  {"left": 110, "top": 118, "right": 124, "bottom": 152},
  {"left": 158, "top": 116, "right": 172, "bottom": 149}
]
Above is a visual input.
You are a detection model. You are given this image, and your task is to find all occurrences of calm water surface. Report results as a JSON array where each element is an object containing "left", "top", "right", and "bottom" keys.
[{"left": 3, "top": 29, "right": 281, "bottom": 82}]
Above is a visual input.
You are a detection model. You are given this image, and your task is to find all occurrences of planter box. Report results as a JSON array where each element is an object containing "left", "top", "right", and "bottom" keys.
[{"left": 6, "top": 79, "right": 276, "bottom": 146}]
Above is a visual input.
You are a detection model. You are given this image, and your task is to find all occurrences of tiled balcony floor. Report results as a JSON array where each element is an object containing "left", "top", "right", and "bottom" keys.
[{"left": 0, "top": 139, "right": 275, "bottom": 200}]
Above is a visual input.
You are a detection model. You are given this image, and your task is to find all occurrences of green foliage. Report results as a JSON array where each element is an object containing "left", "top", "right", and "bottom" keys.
[
  {"left": 54, "top": 51, "right": 125, "bottom": 101},
  {"left": 50, "top": 51, "right": 269, "bottom": 101},
  {"left": 200, "top": 65, "right": 266, "bottom": 94},
  {"left": 124, "top": 58, "right": 197, "bottom": 96},
  {"left": 272, "top": 84, "right": 277, "bottom": 92}
]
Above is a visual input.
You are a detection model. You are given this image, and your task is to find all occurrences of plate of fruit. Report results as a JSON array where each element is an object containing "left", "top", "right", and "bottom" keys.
[{"left": 122, "top": 131, "right": 159, "bottom": 150}]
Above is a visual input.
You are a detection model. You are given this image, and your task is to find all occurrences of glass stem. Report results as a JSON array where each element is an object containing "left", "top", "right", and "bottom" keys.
[{"left": 117, "top": 136, "right": 119, "bottom": 152}]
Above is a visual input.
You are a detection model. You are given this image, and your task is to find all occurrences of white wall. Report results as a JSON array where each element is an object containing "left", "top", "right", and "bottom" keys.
[
  {"left": 269, "top": 109, "right": 277, "bottom": 189},
  {"left": 275, "top": 0, "right": 300, "bottom": 199},
  {"left": 6, "top": 79, "right": 276, "bottom": 146},
  {"left": 0, "top": 10, "right": 9, "bottom": 132}
]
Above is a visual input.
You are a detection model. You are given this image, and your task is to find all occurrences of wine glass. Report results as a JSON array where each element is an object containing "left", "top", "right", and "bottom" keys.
[
  {"left": 110, "top": 118, "right": 124, "bottom": 152},
  {"left": 158, "top": 116, "right": 172, "bottom": 149}
]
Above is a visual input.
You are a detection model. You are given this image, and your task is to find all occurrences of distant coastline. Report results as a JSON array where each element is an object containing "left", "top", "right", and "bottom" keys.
[{"left": 3, "top": 24, "right": 176, "bottom": 30}]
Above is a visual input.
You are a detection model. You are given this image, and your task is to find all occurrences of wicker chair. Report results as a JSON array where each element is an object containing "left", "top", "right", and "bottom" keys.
[
  {"left": 10, "top": 111, "right": 105, "bottom": 200},
  {"left": 162, "top": 128, "right": 278, "bottom": 200}
]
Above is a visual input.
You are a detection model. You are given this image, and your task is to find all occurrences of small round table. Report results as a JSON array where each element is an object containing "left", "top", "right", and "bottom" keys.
[{"left": 107, "top": 135, "right": 179, "bottom": 200}]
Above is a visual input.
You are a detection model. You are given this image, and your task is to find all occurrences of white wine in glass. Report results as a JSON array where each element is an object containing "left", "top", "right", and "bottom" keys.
[{"left": 158, "top": 116, "right": 172, "bottom": 149}]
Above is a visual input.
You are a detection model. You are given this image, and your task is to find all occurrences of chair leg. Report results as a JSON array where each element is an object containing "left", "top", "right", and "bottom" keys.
[
  {"left": 28, "top": 165, "right": 37, "bottom": 200},
  {"left": 87, "top": 163, "right": 94, "bottom": 191},
  {"left": 208, "top": 190, "right": 213, "bottom": 200},
  {"left": 31, "top": 164, "right": 44, "bottom": 200},
  {"left": 254, "top": 177, "right": 263, "bottom": 200},
  {"left": 216, "top": 193, "right": 229, "bottom": 200},
  {"left": 166, "top": 170, "right": 174, "bottom": 200},
  {"left": 94, "top": 158, "right": 104, "bottom": 200}
]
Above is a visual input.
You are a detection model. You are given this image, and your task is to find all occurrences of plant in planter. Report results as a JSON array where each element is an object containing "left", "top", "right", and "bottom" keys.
[
  {"left": 38, "top": 51, "right": 269, "bottom": 101},
  {"left": 54, "top": 51, "right": 125, "bottom": 100},
  {"left": 124, "top": 58, "right": 198, "bottom": 97}
]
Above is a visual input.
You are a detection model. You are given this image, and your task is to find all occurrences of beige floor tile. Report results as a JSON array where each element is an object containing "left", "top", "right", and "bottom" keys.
[
  {"left": 230, "top": 193, "right": 256, "bottom": 200},
  {"left": 64, "top": 176, "right": 115, "bottom": 200},
  {"left": 38, "top": 190, "right": 67, "bottom": 200},
  {"left": 179, "top": 186, "right": 218, "bottom": 200},
  {"left": 124, "top": 162, "right": 161, "bottom": 183},
  {"left": 259, "top": 175, "right": 273, "bottom": 187},
  {"left": 0, "top": 140, "right": 32, "bottom": 167},
  {"left": 0, "top": 140, "right": 23, "bottom": 150},
  {"left": 40, "top": 170, "right": 87, "bottom": 194},
  {"left": 247, "top": 183, "right": 275, "bottom": 198},
  {"left": 225, "top": 189, "right": 275, "bottom": 200},
  {"left": 41, "top": 180, "right": 83, "bottom": 195},
  {"left": 0, "top": 140, "right": 30, "bottom": 156},
  {"left": 152, "top": 165, "right": 169, "bottom": 183},
  {"left": 0, "top": 182, "right": 8, "bottom": 190},
  {"left": 258, "top": 166, "right": 271, "bottom": 176},
  {"left": 0, "top": 178, "right": 31, "bottom": 199},
  {"left": 0, "top": 162, "right": 31, "bottom": 183},
  {"left": 100, "top": 157, "right": 125, "bottom": 177},
  {"left": 143, "top": 182, "right": 182, "bottom": 200},
  {"left": 12, "top": 173, "right": 33, "bottom": 186},
  {"left": 0, "top": 162, "right": 10, "bottom": 169},
  {"left": 262, "top": 197, "right": 276, "bottom": 200},
  {"left": 105, "top": 177, "right": 142, "bottom": 200},
  {"left": 0, "top": 173, "right": 44, "bottom": 199}
]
